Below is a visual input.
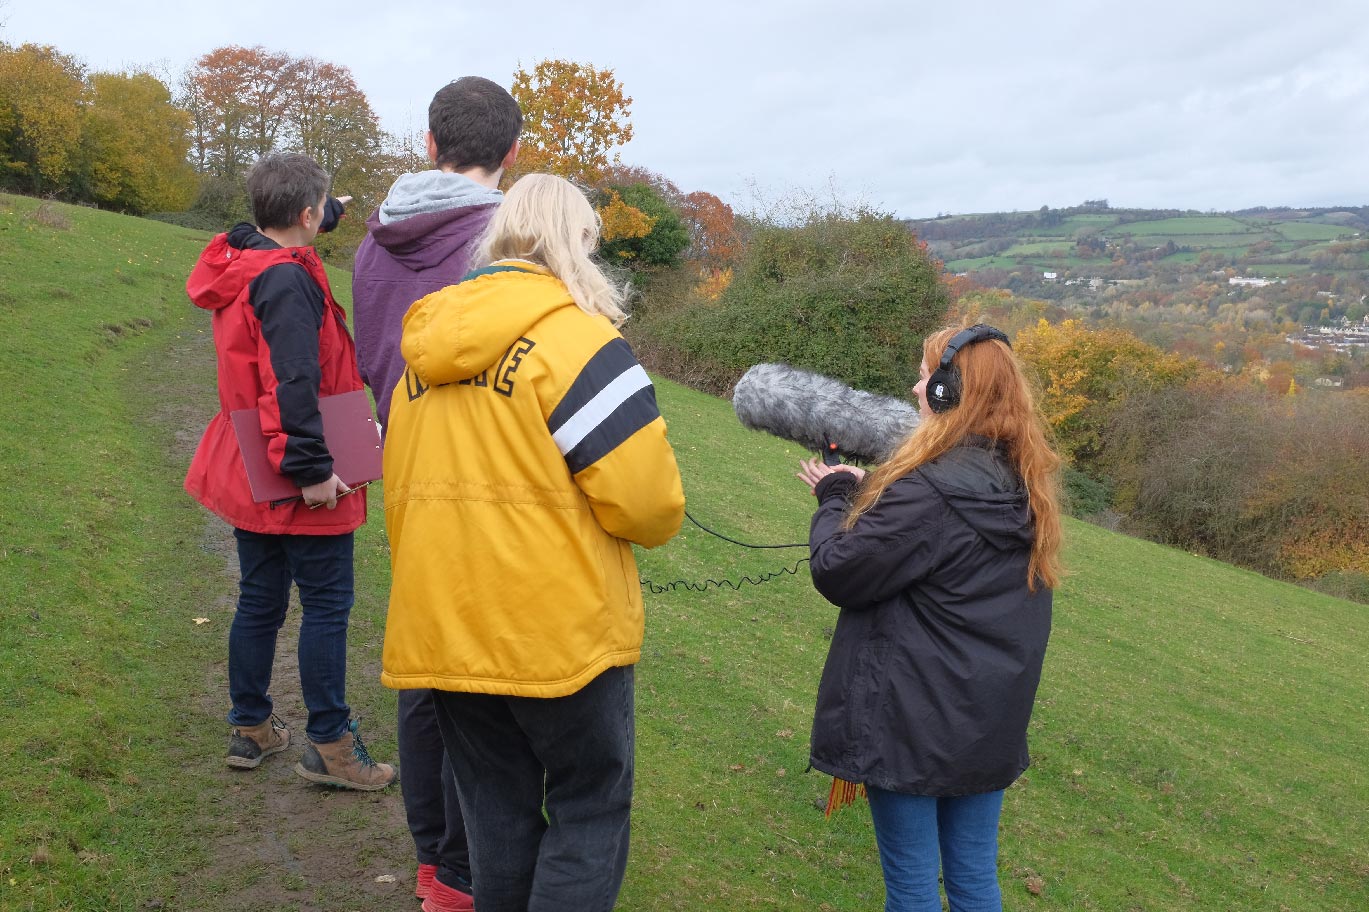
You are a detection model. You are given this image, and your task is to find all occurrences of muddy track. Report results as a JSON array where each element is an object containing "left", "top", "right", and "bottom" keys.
[{"left": 159, "top": 315, "right": 419, "bottom": 911}]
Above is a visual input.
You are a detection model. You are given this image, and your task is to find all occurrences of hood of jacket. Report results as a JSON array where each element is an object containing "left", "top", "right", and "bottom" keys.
[
  {"left": 364, "top": 202, "right": 499, "bottom": 273},
  {"left": 186, "top": 223, "right": 291, "bottom": 312},
  {"left": 377, "top": 168, "right": 501, "bottom": 222},
  {"left": 401, "top": 261, "right": 579, "bottom": 386},
  {"left": 918, "top": 440, "right": 1034, "bottom": 552}
]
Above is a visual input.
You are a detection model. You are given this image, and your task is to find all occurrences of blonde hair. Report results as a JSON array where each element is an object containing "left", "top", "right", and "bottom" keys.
[
  {"left": 477, "top": 173, "right": 628, "bottom": 325},
  {"left": 845, "top": 324, "right": 1064, "bottom": 591}
]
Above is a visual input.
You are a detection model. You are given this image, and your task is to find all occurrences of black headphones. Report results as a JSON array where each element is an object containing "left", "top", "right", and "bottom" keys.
[{"left": 924, "top": 323, "right": 1011, "bottom": 413}]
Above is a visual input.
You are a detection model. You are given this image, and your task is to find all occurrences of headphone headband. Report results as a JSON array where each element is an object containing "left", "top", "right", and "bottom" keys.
[
  {"left": 938, "top": 324, "right": 1011, "bottom": 370},
  {"left": 925, "top": 324, "right": 1011, "bottom": 414}
]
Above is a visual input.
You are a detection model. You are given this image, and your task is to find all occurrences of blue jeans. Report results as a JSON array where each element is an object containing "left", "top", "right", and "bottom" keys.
[
  {"left": 227, "top": 529, "right": 353, "bottom": 744},
  {"left": 399, "top": 688, "right": 472, "bottom": 890},
  {"left": 866, "top": 786, "right": 1005, "bottom": 912},
  {"left": 431, "top": 666, "right": 635, "bottom": 912}
]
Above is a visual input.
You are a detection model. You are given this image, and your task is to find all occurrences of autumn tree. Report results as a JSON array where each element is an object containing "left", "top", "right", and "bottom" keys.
[
  {"left": 181, "top": 45, "right": 293, "bottom": 180},
  {"left": 1013, "top": 318, "right": 1201, "bottom": 472},
  {"left": 598, "top": 189, "right": 655, "bottom": 246},
  {"left": 177, "top": 46, "right": 390, "bottom": 255},
  {"left": 678, "top": 190, "right": 740, "bottom": 268},
  {"left": 77, "top": 71, "right": 197, "bottom": 213},
  {"left": 508, "top": 60, "right": 632, "bottom": 185},
  {"left": 0, "top": 43, "right": 84, "bottom": 193},
  {"left": 598, "top": 182, "right": 689, "bottom": 268},
  {"left": 282, "top": 57, "right": 382, "bottom": 177}
]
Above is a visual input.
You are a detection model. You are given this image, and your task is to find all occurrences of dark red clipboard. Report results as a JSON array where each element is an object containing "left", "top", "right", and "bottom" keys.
[{"left": 231, "top": 389, "right": 383, "bottom": 503}]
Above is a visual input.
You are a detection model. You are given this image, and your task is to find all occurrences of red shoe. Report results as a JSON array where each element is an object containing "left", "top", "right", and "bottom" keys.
[
  {"left": 416, "top": 863, "right": 437, "bottom": 899},
  {"left": 421, "top": 877, "right": 475, "bottom": 912}
]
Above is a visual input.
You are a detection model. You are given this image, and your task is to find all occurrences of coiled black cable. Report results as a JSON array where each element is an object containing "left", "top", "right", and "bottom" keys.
[{"left": 639, "top": 509, "right": 810, "bottom": 593}]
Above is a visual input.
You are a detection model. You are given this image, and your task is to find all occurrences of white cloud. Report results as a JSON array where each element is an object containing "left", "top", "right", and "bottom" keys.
[{"left": 4, "top": 0, "right": 1368, "bottom": 217}]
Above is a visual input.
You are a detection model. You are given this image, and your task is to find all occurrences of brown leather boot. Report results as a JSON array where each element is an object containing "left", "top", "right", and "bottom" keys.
[
  {"left": 225, "top": 716, "right": 290, "bottom": 769},
  {"left": 294, "top": 719, "right": 397, "bottom": 791}
]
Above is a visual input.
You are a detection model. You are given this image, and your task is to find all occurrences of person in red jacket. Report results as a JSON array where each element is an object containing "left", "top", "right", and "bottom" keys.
[{"left": 185, "top": 152, "right": 396, "bottom": 791}]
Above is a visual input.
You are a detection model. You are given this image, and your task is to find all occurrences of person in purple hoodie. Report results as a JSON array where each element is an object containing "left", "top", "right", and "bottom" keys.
[{"left": 352, "top": 76, "right": 521, "bottom": 912}]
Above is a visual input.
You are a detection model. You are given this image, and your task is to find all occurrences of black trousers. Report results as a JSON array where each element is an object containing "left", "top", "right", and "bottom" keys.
[
  {"left": 398, "top": 688, "right": 472, "bottom": 889},
  {"left": 432, "top": 666, "right": 635, "bottom": 912}
]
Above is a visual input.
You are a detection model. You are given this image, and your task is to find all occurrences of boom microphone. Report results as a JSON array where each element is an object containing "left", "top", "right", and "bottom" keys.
[{"left": 732, "top": 363, "right": 920, "bottom": 465}]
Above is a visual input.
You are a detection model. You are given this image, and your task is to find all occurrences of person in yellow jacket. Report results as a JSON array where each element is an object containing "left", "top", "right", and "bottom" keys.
[{"left": 381, "top": 172, "right": 685, "bottom": 912}]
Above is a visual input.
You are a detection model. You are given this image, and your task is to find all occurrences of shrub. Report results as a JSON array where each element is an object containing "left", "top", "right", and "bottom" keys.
[
  {"left": 636, "top": 210, "right": 950, "bottom": 397},
  {"left": 1062, "top": 466, "right": 1114, "bottom": 519},
  {"left": 599, "top": 182, "right": 690, "bottom": 268},
  {"left": 1119, "top": 383, "right": 1369, "bottom": 582},
  {"left": 1306, "top": 571, "right": 1369, "bottom": 605}
]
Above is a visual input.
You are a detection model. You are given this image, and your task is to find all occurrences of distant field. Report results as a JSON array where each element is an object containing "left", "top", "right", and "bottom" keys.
[
  {"left": 1110, "top": 216, "right": 1256, "bottom": 236},
  {"left": 1059, "top": 214, "right": 1118, "bottom": 231},
  {"left": 1002, "top": 241, "right": 1077, "bottom": 256},
  {"left": 1130, "top": 232, "right": 1283, "bottom": 248},
  {"left": 944, "top": 255, "right": 1023, "bottom": 271},
  {"left": 1270, "top": 222, "right": 1356, "bottom": 241}
]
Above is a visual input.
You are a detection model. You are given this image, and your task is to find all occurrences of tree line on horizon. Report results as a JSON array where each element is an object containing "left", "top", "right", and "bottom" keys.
[{"left": 0, "top": 40, "right": 740, "bottom": 280}]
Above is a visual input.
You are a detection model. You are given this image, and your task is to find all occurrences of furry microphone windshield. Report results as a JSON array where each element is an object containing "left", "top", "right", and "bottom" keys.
[{"left": 732, "top": 363, "right": 920, "bottom": 464}]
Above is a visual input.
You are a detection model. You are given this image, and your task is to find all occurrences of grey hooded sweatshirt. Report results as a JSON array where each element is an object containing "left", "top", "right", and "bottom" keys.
[{"left": 352, "top": 170, "right": 503, "bottom": 431}]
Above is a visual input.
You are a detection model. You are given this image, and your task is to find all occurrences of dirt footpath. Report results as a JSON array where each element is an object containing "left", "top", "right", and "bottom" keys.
[{"left": 165, "top": 323, "right": 419, "bottom": 912}]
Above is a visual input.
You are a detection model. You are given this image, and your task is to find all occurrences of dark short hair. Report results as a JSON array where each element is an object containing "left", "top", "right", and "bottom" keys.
[
  {"left": 429, "top": 77, "right": 523, "bottom": 172},
  {"left": 246, "top": 153, "right": 330, "bottom": 230}
]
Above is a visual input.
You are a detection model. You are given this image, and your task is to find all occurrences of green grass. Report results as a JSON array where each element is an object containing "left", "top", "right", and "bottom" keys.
[
  {"left": 0, "top": 195, "right": 231, "bottom": 908},
  {"left": 2, "top": 195, "right": 1367, "bottom": 911}
]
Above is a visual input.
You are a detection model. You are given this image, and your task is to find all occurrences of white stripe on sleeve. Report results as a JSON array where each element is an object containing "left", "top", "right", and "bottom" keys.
[{"left": 551, "top": 364, "right": 653, "bottom": 455}]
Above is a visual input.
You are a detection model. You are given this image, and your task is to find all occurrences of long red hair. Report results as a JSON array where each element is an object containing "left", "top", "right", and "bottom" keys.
[{"left": 844, "top": 325, "right": 1064, "bottom": 590}]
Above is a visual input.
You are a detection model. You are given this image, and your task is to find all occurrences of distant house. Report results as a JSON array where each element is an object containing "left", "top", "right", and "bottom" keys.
[
  {"left": 1043, "top": 271, "right": 1058, "bottom": 281},
  {"left": 1229, "top": 276, "right": 1274, "bottom": 287},
  {"left": 1088, "top": 277, "right": 1104, "bottom": 291}
]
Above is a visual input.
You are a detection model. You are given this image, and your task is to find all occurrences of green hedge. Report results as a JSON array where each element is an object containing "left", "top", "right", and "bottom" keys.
[{"left": 633, "top": 212, "right": 950, "bottom": 397}]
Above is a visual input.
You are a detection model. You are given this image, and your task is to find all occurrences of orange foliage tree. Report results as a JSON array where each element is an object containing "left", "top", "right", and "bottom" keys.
[
  {"left": 598, "top": 189, "right": 655, "bottom": 244},
  {"left": 177, "top": 46, "right": 393, "bottom": 255},
  {"left": 181, "top": 45, "right": 294, "bottom": 179},
  {"left": 508, "top": 60, "right": 633, "bottom": 186},
  {"left": 678, "top": 190, "right": 739, "bottom": 268}
]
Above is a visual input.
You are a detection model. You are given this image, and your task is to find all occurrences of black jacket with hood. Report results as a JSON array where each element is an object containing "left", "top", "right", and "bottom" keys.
[{"left": 807, "top": 438, "right": 1051, "bottom": 796}]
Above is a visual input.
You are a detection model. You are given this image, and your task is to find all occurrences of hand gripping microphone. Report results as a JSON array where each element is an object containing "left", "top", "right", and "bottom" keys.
[{"left": 732, "top": 363, "right": 920, "bottom": 465}]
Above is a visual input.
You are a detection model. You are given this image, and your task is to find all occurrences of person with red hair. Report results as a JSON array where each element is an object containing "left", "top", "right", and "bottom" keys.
[{"left": 797, "top": 323, "right": 1063, "bottom": 912}]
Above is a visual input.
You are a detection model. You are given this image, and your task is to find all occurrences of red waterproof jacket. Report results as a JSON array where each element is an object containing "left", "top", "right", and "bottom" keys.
[{"left": 184, "top": 223, "right": 366, "bottom": 534}]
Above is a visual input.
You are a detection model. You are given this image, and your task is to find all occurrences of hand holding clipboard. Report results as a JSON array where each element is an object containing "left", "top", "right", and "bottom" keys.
[{"left": 231, "top": 390, "right": 383, "bottom": 506}]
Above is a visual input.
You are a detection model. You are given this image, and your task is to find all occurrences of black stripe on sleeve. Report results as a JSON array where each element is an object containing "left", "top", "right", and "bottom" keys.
[
  {"left": 547, "top": 338, "right": 641, "bottom": 435},
  {"left": 563, "top": 385, "right": 662, "bottom": 475}
]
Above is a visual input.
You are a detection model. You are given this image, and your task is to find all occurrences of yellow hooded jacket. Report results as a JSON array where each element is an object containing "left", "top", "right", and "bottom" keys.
[{"left": 380, "top": 261, "right": 685, "bottom": 697}]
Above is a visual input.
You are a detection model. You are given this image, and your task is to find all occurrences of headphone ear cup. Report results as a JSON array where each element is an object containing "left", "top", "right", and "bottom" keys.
[{"left": 925, "top": 365, "right": 959, "bottom": 413}]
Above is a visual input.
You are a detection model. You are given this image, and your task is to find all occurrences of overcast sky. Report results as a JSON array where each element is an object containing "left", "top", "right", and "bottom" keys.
[{"left": 6, "top": 0, "right": 1368, "bottom": 218}]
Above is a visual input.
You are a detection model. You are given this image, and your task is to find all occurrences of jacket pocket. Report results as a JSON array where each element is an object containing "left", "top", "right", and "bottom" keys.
[{"left": 843, "top": 642, "right": 890, "bottom": 767}]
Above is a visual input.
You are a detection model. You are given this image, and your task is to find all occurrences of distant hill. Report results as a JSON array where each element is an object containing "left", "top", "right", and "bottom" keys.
[{"left": 906, "top": 202, "right": 1369, "bottom": 282}]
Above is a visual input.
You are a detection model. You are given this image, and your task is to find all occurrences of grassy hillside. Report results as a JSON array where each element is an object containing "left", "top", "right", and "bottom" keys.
[{"left": 1, "top": 195, "right": 1365, "bottom": 911}]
